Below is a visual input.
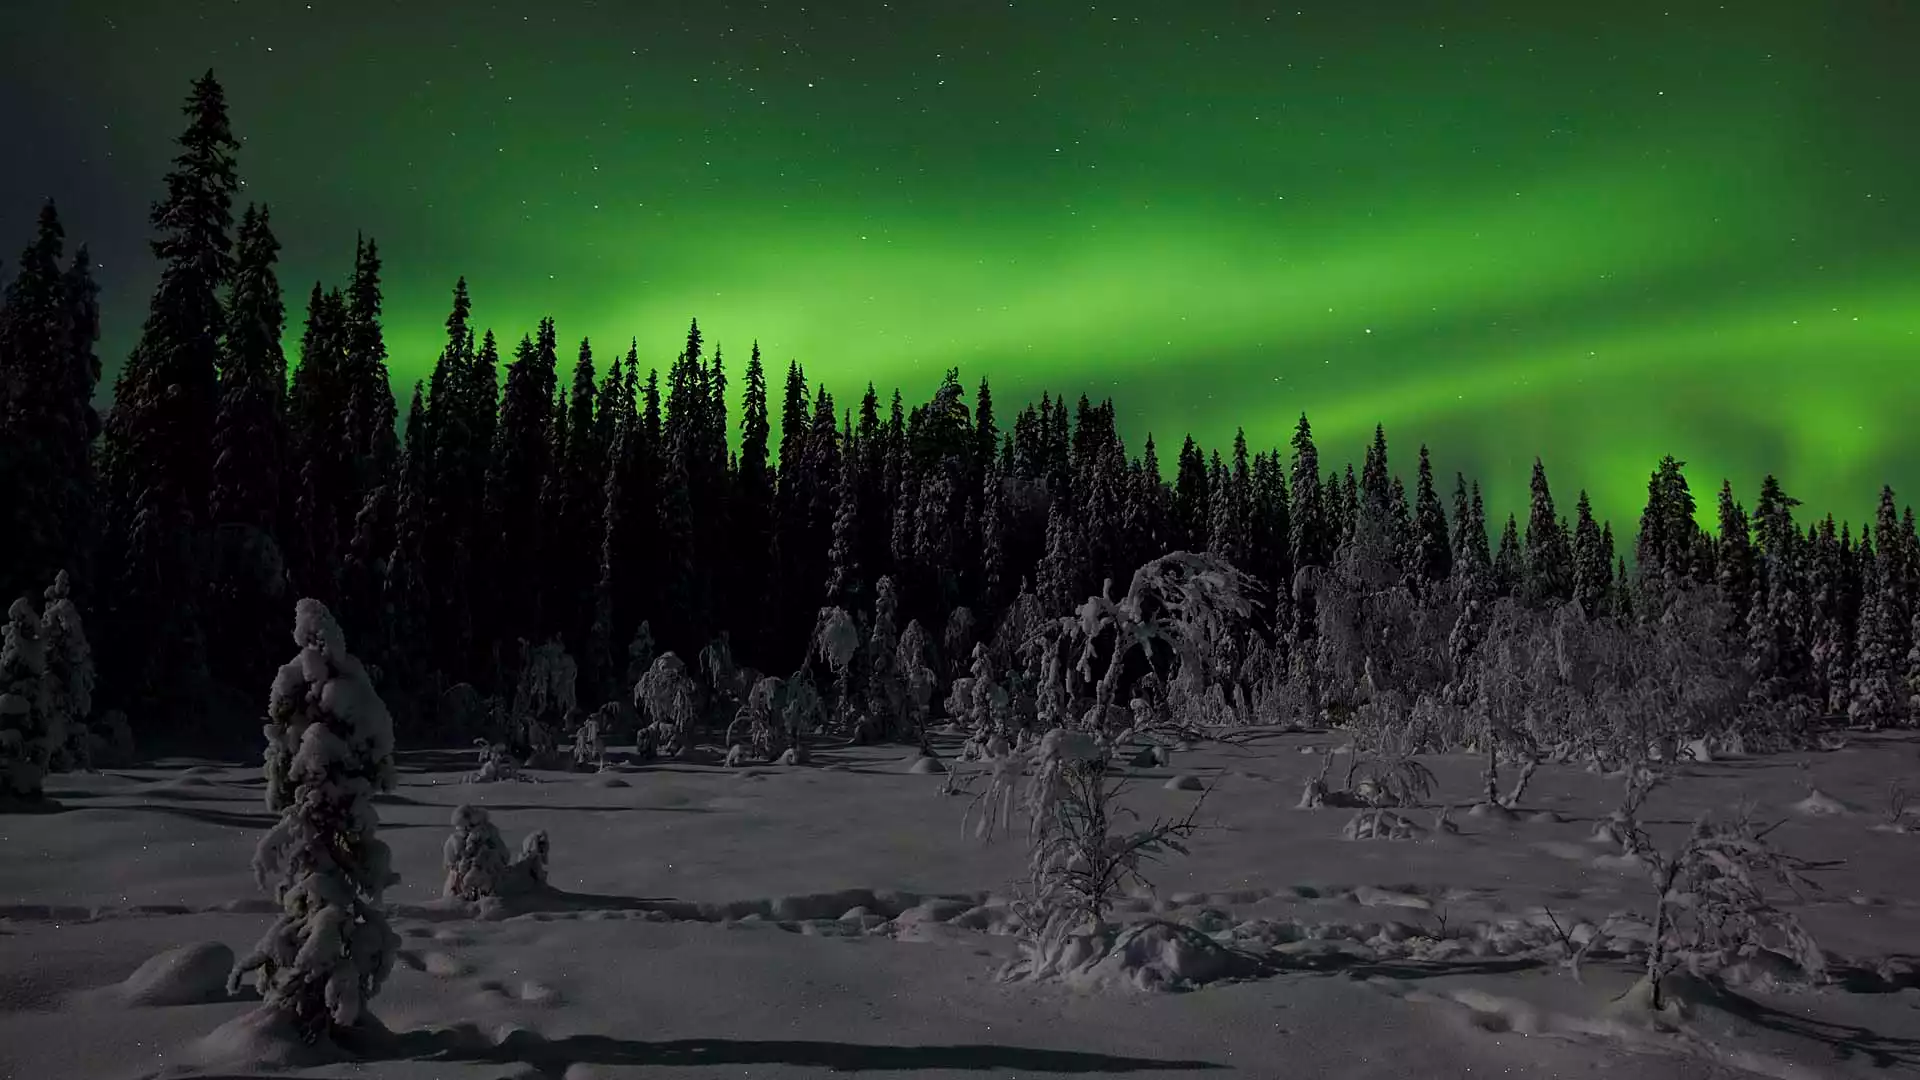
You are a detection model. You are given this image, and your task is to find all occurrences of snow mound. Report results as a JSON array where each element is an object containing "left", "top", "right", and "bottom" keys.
[
  {"left": 589, "top": 773, "right": 630, "bottom": 788},
  {"left": 905, "top": 753, "right": 946, "bottom": 775},
  {"left": 1163, "top": 773, "right": 1205, "bottom": 791},
  {"left": 119, "top": 941, "right": 235, "bottom": 1006},
  {"left": 421, "top": 951, "right": 469, "bottom": 977},
  {"left": 191, "top": 1005, "right": 353, "bottom": 1070},
  {"left": 1351, "top": 885, "right": 1431, "bottom": 910},
  {"left": 1343, "top": 810, "right": 1428, "bottom": 841},
  {"left": 1789, "top": 789, "right": 1855, "bottom": 816},
  {"left": 1051, "top": 921, "right": 1263, "bottom": 992}
]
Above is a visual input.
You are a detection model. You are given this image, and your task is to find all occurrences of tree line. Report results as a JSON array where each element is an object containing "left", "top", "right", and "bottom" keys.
[{"left": 2, "top": 71, "right": 1917, "bottom": 756}]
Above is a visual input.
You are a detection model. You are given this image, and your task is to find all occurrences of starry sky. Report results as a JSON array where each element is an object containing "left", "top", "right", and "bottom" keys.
[{"left": 2, "top": 0, "right": 1916, "bottom": 530}]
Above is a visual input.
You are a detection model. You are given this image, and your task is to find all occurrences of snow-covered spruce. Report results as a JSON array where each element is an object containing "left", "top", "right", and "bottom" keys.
[
  {"left": 40, "top": 571, "right": 101, "bottom": 772},
  {"left": 226, "top": 599, "right": 400, "bottom": 1048},
  {"left": 0, "top": 595, "right": 60, "bottom": 804},
  {"left": 442, "top": 804, "right": 550, "bottom": 901}
]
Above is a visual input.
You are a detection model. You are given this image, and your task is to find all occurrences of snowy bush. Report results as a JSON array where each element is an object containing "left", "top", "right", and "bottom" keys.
[
  {"left": 727, "top": 674, "right": 783, "bottom": 761},
  {"left": 633, "top": 652, "right": 699, "bottom": 756},
  {"left": 464, "top": 738, "right": 525, "bottom": 783},
  {"left": 1613, "top": 807, "right": 1827, "bottom": 1010},
  {"left": 775, "top": 667, "right": 825, "bottom": 764},
  {"left": 813, "top": 605, "right": 861, "bottom": 732},
  {"left": 0, "top": 596, "right": 59, "bottom": 803},
  {"left": 991, "top": 727, "right": 1208, "bottom": 983},
  {"left": 228, "top": 599, "right": 400, "bottom": 1046},
  {"left": 511, "top": 638, "right": 577, "bottom": 765},
  {"left": 569, "top": 712, "right": 605, "bottom": 770},
  {"left": 442, "top": 804, "right": 550, "bottom": 900}
]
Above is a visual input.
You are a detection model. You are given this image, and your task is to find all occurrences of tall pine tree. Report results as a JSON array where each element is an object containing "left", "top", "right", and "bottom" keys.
[{"left": 99, "top": 72, "right": 240, "bottom": 727}]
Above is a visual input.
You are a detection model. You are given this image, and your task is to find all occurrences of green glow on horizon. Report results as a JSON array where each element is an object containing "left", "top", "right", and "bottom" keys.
[{"left": 3, "top": 1, "right": 1914, "bottom": 532}]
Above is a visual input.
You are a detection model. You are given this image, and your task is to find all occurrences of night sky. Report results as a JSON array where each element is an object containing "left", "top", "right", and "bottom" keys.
[{"left": 3, "top": 0, "right": 1916, "bottom": 529}]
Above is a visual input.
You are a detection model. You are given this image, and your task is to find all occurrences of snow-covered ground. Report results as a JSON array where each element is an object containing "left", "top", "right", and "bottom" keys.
[{"left": 3, "top": 729, "right": 1917, "bottom": 1080}]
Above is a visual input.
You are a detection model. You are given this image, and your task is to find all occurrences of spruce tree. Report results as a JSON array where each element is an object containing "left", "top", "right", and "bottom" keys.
[
  {"left": 422, "top": 284, "right": 479, "bottom": 680},
  {"left": 57, "top": 235, "right": 104, "bottom": 601},
  {"left": 1850, "top": 553, "right": 1905, "bottom": 729},
  {"left": 0, "top": 204, "right": 94, "bottom": 609},
  {"left": 1492, "top": 513, "right": 1522, "bottom": 598},
  {"left": 342, "top": 236, "right": 397, "bottom": 509},
  {"left": 1571, "top": 491, "right": 1610, "bottom": 616},
  {"left": 1449, "top": 474, "right": 1490, "bottom": 585},
  {"left": 978, "top": 452, "right": 1011, "bottom": 619},
  {"left": 1872, "top": 487, "right": 1912, "bottom": 675},
  {"left": 1633, "top": 456, "right": 1699, "bottom": 613},
  {"left": 382, "top": 384, "right": 433, "bottom": 725},
  {"left": 1748, "top": 474, "right": 1810, "bottom": 696},
  {"left": 1172, "top": 435, "right": 1209, "bottom": 551},
  {"left": 1521, "top": 458, "right": 1572, "bottom": 605},
  {"left": 488, "top": 327, "right": 557, "bottom": 647},
  {"left": 826, "top": 432, "right": 863, "bottom": 606},
  {"left": 1248, "top": 448, "right": 1292, "bottom": 612},
  {"left": 287, "top": 285, "right": 353, "bottom": 599},
  {"left": 733, "top": 344, "right": 775, "bottom": 663},
  {"left": 98, "top": 72, "right": 240, "bottom": 725},
  {"left": 1036, "top": 496, "right": 1082, "bottom": 613},
  {"left": 209, "top": 204, "right": 287, "bottom": 535},
  {"left": 1411, "top": 446, "right": 1451, "bottom": 586},
  {"left": 1287, "top": 414, "right": 1328, "bottom": 572},
  {"left": 1807, "top": 515, "right": 1850, "bottom": 712},
  {"left": 973, "top": 376, "right": 998, "bottom": 491},
  {"left": 205, "top": 203, "right": 293, "bottom": 693},
  {"left": 1715, "top": 479, "right": 1755, "bottom": 634}
]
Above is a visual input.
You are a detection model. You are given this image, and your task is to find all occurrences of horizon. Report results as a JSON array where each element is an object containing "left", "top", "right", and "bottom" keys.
[{"left": 3, "top": 0, "right": 1915, "bottom": 531}]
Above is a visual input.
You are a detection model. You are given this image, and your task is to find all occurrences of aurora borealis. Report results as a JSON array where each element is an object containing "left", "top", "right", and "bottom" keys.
[{"left": 2, "top": 0, "right": 1915, "bottom": 528}]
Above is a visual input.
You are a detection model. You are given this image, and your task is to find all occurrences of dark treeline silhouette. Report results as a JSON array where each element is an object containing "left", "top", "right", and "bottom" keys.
[{"left": 2, "top": 73, "right": 1918, "bottom": 768}]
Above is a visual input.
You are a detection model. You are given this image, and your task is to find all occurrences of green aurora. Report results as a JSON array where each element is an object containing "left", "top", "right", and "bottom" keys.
[{"left": 3, "top": 0, "right": 1916, "bottom": 530}]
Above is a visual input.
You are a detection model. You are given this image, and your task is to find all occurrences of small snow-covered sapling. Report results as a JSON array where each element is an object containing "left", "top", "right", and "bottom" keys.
[{"left": 442, "top": 804, "right": 550, "bottom": 900}]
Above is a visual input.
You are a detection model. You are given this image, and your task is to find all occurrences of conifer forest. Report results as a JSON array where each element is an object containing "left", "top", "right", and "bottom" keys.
[{"left": 2, "top": 11, "right": 1919, "bottom": 1080}]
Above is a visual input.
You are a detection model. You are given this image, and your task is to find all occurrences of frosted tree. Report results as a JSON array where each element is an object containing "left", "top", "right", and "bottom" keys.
[
  {"left": 229, "top": 599, "right": 400, "bottom": 1047},
  {"left": 813, "top": 605, "right": 860, "bottom": 731},
  {"left": 0, "top": 596, "right": 59, "bottom": 803},
  {"left": 728, "top": 674, "right": 784, "bottom": 760},
  {"left": 1068, "top": 552, "right": 1259, "bottom": 734},
  {"left": 511, "top": 638, "right": 577, "bottom": 760},
  {"left": 39, "top": 572, "right": 98, "bottom": 772},
  {"left": 864, "top": 577, "right": 904, "bottom": 741},
  {"left": 569, "top": 711, "right": 605, "bottom": 770},
  {"left": 442, "top": 804, "right": 550, "bottom": 901},
  {"left": 896, "top": 618, "right": 938, "bottom": 746},
  {"left": 1850, "top": 558, "right": 1906, "bottom": 730},
  {"left": 633, "top": 651, "right": 698, "bottom": 756},
  {"left": 442, "top": 804, "right": 511, "bottom": 899},
  {"left": 1908, "top": 609, "right": 1920, "bottom": 725}
]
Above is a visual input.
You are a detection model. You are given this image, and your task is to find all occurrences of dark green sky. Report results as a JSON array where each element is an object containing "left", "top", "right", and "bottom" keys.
[{"left": 3, "top": 0, "right": 1916, "bottom": 530}]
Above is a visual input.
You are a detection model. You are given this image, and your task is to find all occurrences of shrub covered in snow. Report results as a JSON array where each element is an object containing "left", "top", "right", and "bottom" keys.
[
  {"left": 633, "top": 651, "right": 699, "bottom": 756},
  {"left": 442, "top": 804, "right": 550, "bottom": 901},
  {"left": 1608, "top": 804, "right": 1827, "bottom": 1011},
  {"left": 0, "top": 595, "right": 59, "bottom": 803},
  {"left": 510, "top": 638, "right": 577, "bottom": 765},
  {"left": 996, "top": 727, "right": 1208, "bottom": 983},
  {"left": 464, "top": 739, "right": 526, "bottom": 783},
  {"left": 228, "top": 599, "right": 400, "bottom": 1046},
  {"left": 569, "top": 711, "right": 605, "bottom": 770}
]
